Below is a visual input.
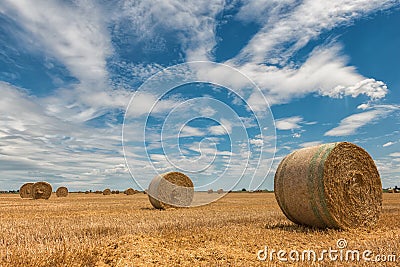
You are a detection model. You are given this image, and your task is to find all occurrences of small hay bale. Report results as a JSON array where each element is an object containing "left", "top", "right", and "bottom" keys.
[
  {"left": 217, "top": 189, "right": 224, "bottom": 194},
  {"left": 147, "top": 171, "right": 194, "bottom": 209},
  {"left": 124, "top": 188, "right": 136, "bottom": 195},
  {"left": 274, "top": 142, "right": 382, "bottom": 229},
  {"left": 56, "top": 186, "right": 68, "bottom": 197},
  {"left": 103, "top": 188, "right": 111, "bottom": 195},
  {"left": 19, "top": 183, "right": 34, "bottom": 199},
  {"left": 32, "top": 181, "right": 52, "bottom": 200},
  {"left": 207, "top": 189, "right": 213, "bottom": 194},
  {"left": 388, "top": 188, "right": 394, "bottom": 193},
  {"left": 115, "top": 190, "right": 120, "bottom": 194}
]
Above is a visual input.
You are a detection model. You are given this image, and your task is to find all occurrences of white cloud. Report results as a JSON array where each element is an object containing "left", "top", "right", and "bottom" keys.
[
  {"left": 236, "top": 0, "right": 299, "bottom": 25},
  {"left": 324, "top": 108, "right": 393, "bottom": 136},
  {"left": 1, "top": 0, "right": 112, "bottom": 85},
  {"left": 0, "top": 82, "right": 132, "bottom": 190},
  {"left": 389, "top": 152, "right": 400, "bottom": 157},
  {"left": 383, "top": 141, "right": 396, "bottom": 147},
  {"left": 234, "top": 44, "right": 388, "bottom": 105},
  {"left": 299, "top": 141, "right": 323, "bottom": 148},
  {"left": 180, "top": 126, "right": 205, "bottom": 137},
  {"left": 224, "top": 1, "right": 397, "bottom": 105},
  {"left": 118, "top": 0, "right": 224, "bottom": 61},
  {"left": 275, "top": 116, "right": 303, "bottom": 130},
  {"left": 250, "top": 139, "right": 263, "bottom": 147},
  {"left": 234, "top": 0, "right": 398, "bottom": 65},
  {"left": 357, "top": 103, "right": 371, "bottom": 110},
  {"left": 209, "top": 118, "right": 232, "bottom": 135}
]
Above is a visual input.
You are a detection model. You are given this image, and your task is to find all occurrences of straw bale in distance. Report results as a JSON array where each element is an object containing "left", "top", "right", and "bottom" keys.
[
  {"left": 148, "top": 172, "right": 194, "bottom": 209},
  {"left": 32, "top": 181, "right": 52, "bottom": 200},
  {"left": 274, "top": 142, "right": 382, "bottom": 229},
  {"left": 217, "top": 189, "right": 223, "bottom": 194},
  {"left": 56, "top": 186, "right": 68, "bottom": 197},
  {"left": 103, "top": 189, "right": 111, "bottom": 195},
  {"left": 19, "top": 182, "right": 34, "bottom": 199},
  {"left": 124, "top": 188, "right": 137, "bottom": 195},
  {"left": 207, "top": 189, "right": 213, "bottom": 194}
]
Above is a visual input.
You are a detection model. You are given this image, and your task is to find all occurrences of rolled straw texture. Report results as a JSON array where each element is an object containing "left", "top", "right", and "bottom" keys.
[
  {"left": 19, "top": 183, "right": 34, "bottom": 199},
  {"left": 274, "top": 142, "right": 382, "bottom": 229},
  {"left": 56, "top": 186, "right": 68, "bottom": 197},
  {"left": 32, "top": 181, "right": 52, "bottom": 200},
  {"left": 103, "top": 189, "right": 111, "bottom": 195},
  {"left": 148, "top": 172, "right": 194, "bottom": 209}
]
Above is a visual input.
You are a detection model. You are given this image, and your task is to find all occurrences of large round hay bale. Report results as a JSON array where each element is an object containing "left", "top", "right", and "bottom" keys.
[
  {"left": 147, "top": 172, "right": 194, "bottom": 209},
  {"left": 103, "top": 188, "right": 111, "bottom": 195},
  {"left": 217, "top": 189, "right": 224, "bottom": 194},
  {"left": 274, "top": 142, "right": 382, "bottom": 229},
  {"left": 32, "top": 182, "right": 52, "bottom": 200},
  {"left": 19, "top": 183, "right": 34, "bottom": 199},
  {"left": 56, "top": 186, "right": 68, "bottom": 197}
]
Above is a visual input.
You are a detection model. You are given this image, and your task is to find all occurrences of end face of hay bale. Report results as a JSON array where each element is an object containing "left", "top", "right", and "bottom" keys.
[
  {"left": 274, "top": 142, "right": 382, "bottom": 229},
  {"left": 56, "top": 186, "right": 68, "bottom": 197},
  {"left": 20, "top": 183, "right": 34, "bottom": 199},
  {"left": 103, "top": 188, "right": 111, "bottom": 195},
  {"left": 32, "top": 182, "right": 52, "bottom": 200},
  {"left": 147, "top": 171, "right": 194, "bottom": 209}
]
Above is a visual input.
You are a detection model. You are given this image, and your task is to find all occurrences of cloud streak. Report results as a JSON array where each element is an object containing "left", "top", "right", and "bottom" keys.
[{"left": 324, "top": 105, "right": 397, "bottom": 136}]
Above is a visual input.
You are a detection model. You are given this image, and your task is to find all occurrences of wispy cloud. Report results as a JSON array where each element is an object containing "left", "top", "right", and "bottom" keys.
[
  {"left": 0, "top": 82, "right": 131, "bottom": 190},
  {"left": 234, "top": 43, "right": 388, "bottom": 105},
  {"left": 117, "top": 0, "right": 225, "bottom": 61},
  {"left": 324, "top": 106, "right": 396, "bottom": 136},
  {"left": 275, "top": 116, "right": 303, "bottom": 130},
  {"left": 383, "top": 141, "right": 396, "bottom": 147},
  {"left": 1, "top": 0, "right": 112, "bottom": 85},
  {"left": 226, "top": 1, "right": 398, "bottom": 105},
  {"left": 234, "top": 0, "right": 399, "bottom": 65},
  {"left": 299, "top": 141, "right": 323, "bottom": 148}
]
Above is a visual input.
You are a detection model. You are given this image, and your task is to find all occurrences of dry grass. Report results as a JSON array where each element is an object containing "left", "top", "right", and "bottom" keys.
[{"left": 0, "top": 193, "right": 399, "bottom": 266}]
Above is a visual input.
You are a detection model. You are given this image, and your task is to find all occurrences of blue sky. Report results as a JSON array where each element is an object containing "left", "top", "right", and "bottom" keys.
[{"left": 0, "top": 0, "right": 399, "bottom": 191}]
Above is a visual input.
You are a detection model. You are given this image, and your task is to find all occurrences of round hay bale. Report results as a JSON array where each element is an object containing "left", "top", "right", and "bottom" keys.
[
  {"left": 217, "top": 189, "right": 224, "bottom": 194},
  {"left": 124, "top": 188, "right": 136, "bottom": 195},
  {"left": 274, "top": 142, "right": 382, "bottom": 229},
  {"left": 388, "top": 188, "right": 394, "bottom": 193},
  {"left": 19, "top": 182, "right": 34, "bottom": 199},
  {"left": 207, "top": 189, "right": 214, "bottom": 194},
  {"left": 103, "top": 188, "right": 111, "bottom": 195},
  {"left": 147, "top": 172, "right": 194, "bottom": 209},
  {"left": 56, "top": 186, "right": 68, "bottom": 197},
  {"left": 32, "top": 182, "right": 52, "bottom": 200}
]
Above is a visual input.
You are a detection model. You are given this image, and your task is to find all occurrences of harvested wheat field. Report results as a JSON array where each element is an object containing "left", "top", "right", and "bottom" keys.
[{"left": 0, "top": 193, "right": 399, "bottom": 266}]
